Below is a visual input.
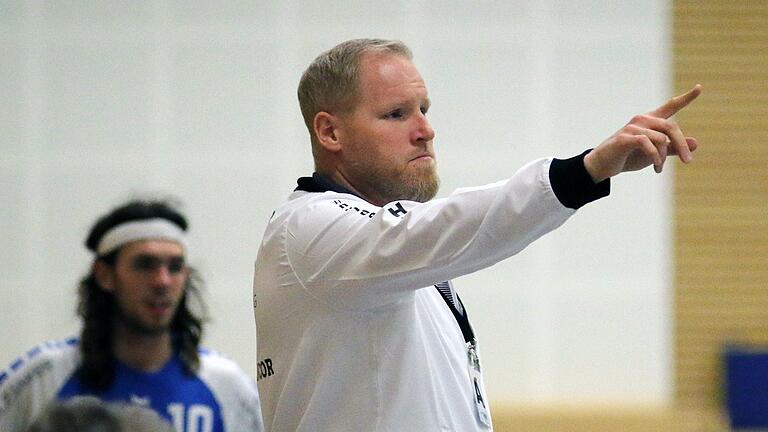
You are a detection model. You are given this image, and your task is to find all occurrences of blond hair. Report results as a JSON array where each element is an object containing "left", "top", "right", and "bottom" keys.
[{"left": 297, "top": 38, "right": 412, "bottom": 139}]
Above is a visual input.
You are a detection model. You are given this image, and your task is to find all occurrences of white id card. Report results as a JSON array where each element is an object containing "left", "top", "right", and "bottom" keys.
[{"left": 467, "top": 340, "right": 491, "bottom": 428}]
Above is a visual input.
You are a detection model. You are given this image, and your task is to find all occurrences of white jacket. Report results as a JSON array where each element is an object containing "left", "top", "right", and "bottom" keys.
[{"left": 253, "top": 155, "right": 608, "bottom": 431}]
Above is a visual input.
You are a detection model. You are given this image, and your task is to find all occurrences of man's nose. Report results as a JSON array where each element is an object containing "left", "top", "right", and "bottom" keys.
[
  {"left": 152, "top": 266, "right": 174, "bottom": 287},
  {"left": 412, "top": 113, "right": 435, "bottom": 143}
]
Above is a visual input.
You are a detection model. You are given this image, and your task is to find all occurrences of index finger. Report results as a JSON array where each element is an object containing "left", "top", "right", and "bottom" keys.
[{"left": 648, "top": 84, "right": 702, "bottom": 119}]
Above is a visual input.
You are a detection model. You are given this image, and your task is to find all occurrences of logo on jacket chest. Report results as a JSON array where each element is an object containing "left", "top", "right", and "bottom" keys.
[{"left": 333, "top": 200, "right": 377, "bottom": 218}]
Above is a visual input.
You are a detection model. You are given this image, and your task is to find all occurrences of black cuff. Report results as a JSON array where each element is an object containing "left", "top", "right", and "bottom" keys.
[{"left": 549, "top": 149, "right": 610, "bottom": 210}]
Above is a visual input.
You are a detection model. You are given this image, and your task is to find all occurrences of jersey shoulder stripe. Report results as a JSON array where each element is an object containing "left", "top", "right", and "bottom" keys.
[
  {"left": 0, "top": 337, "right": 80, "bottom": 392},
  {"left": 0, "top": 337, "right": 80, "bottom": 429}
]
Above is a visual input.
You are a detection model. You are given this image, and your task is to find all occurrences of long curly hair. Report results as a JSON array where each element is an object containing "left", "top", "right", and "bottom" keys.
[{"left": 76, "top": 199, "right": 207, "bottom": 390}]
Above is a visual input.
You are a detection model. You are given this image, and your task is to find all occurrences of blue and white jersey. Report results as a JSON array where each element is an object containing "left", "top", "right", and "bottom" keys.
[{"left": 0, "top": 338, "right": 264, "bottom": 432}]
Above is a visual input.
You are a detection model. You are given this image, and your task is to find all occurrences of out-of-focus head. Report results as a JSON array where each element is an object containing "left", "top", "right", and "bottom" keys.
[
  {"left": 86, "top": 200, "right": 191, "bottom": 335},
  {"left": 77, "top": 199, "right": 204, "bottom": 390},
  {"left": 25, "top": 397, "right": 174, "bottom": 432}
]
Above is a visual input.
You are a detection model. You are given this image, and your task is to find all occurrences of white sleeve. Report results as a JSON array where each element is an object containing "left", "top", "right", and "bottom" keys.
[
  {"left": 0, "top": 342, "right": 79, "bottom": 432},
  {"left": 197, "top": 354, "right": 264, "bottom": 432},
  {"left": 285, "top": 158, "right": 575, "bottom": 309},
  {"left": 0, "top": 358, "right": 37, "bottom": 432}
]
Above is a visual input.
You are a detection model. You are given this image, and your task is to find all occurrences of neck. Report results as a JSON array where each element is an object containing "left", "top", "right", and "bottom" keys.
[
  {"left": 112, "top": 325, "right": 173, "bottom": 372},
  {"left": 319, "top": 168, "right": 387, "bottom": 207}
]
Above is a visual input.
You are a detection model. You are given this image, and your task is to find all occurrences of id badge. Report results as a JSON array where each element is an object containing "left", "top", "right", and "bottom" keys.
[{"left": 467, "top": 340, "right": 491, "bottom": 428}]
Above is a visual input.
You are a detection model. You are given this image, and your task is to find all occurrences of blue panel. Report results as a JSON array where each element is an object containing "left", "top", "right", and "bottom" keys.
[{"left": 726, "top": 346, "right": 768, "bottom": 428}]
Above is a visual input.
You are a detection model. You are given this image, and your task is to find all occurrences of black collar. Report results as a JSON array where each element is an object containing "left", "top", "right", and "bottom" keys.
[{"left": 295, "top": 173, "right": 362, "bottom": 198}]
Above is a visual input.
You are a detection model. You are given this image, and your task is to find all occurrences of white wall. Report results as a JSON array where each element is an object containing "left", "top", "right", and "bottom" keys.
[{"left": 0, "top": 0, "right": 672, "bottom": 404}]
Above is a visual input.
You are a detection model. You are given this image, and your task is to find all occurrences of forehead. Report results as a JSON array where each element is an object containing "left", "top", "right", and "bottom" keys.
[
  {"left": 117, "top": 240, "right": 185, "bottom": 259},
  {"left": 357, "top": 53, "right": 426, "bottom": 101}
]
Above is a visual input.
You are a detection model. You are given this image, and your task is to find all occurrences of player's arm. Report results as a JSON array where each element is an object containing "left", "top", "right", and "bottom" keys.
[{"left": 285, "top": 158, "right": 581, "bottom": 309}]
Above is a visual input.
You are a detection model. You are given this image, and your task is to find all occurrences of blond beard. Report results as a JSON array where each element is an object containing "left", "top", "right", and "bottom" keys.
[{"left": 349, "top": 160, "right": 440, "bottom": 204}]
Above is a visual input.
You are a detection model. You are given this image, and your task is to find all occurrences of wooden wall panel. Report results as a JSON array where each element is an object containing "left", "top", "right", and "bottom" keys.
[{"left": 674, "top": 0, "right": 768, "bottom": 424}]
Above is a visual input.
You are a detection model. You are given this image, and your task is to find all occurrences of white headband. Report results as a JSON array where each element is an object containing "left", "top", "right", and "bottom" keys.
[{"left": 96, "top": 218, "right": 187, "bottom": 256}]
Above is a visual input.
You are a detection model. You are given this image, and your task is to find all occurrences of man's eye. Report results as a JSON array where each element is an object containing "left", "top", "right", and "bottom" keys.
[
  {"left": 133, "top": 256, "right": 159, "bottom": 272},
  {"left": 420, "top": 106, "right": 429, "bottom": 115},
  {"left": 168, "top": 258, "right": 186, "bottom": 274},
  {"left": 385, "top": 109, "right": 403, "bottom": 119},
  {"left": 130, "top": 256, "right": 185, "bottom": 273}
]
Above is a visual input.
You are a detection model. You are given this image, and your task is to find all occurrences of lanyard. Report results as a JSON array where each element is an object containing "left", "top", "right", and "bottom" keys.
[{"left": 434, "top": 282, "right": 475, "bottom": 344}]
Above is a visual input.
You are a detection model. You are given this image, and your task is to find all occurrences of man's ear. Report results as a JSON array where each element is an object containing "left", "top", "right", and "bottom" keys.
[
  {"left": 313, "top": 111, "right": 343, "bottom": 153},
  {"left": 93, "top": 260, "right": 115, "bottom": 292}
]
